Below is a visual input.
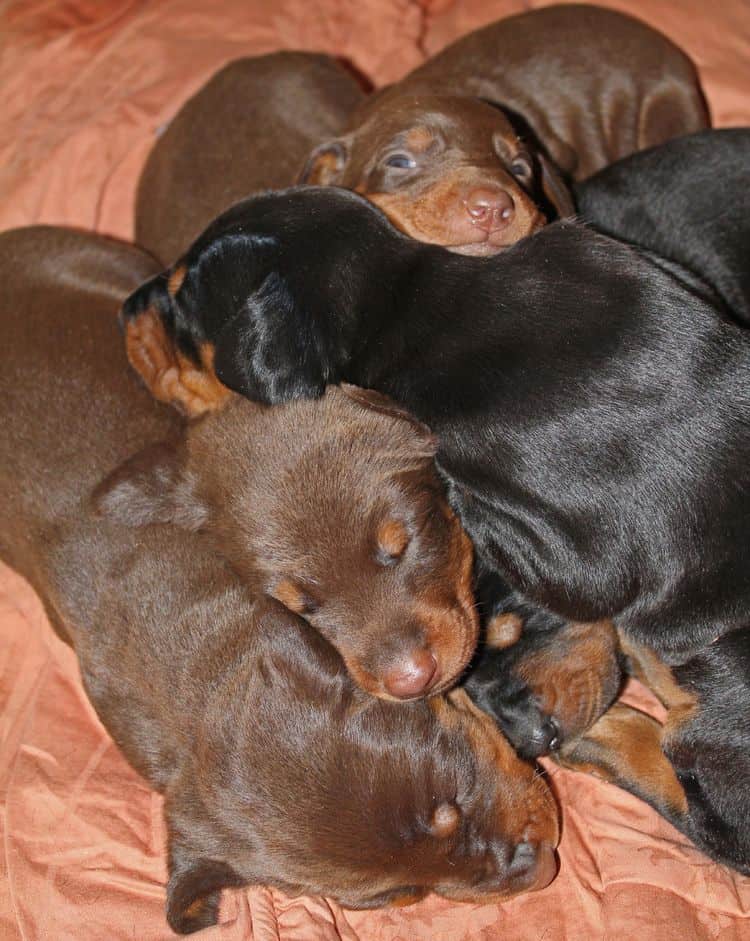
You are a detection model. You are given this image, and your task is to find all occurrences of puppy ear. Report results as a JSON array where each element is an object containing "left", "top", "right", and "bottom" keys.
[
  {"left": 211, "top": 273, "right": 330, "bottom": 404},
  {"left": 121, "top": 270, "right": 233, "bottom": 418},
  {"left": 298, "top": 139, "right": 349, "bottom": 185},
  {"left": 339, "top": 384, "right": 437, "bottom": 456},
  {"left": 166, "top": 838, "right": 245, "bottom": 934},
  {"left": 91, "top": 442, "right": 208, "bottom": 530},
  {"left": 538, "top": 154, "right": 575, "bottom": 219}
]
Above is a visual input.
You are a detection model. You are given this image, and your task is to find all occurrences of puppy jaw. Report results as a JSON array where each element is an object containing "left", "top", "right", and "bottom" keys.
[
  {"left": 365, "top": 173, "right": 546, "bottom": 253},
  {"left": 517, "top": 619, "right": 622, "bottom": 741},
  {"left": 430, "top": 690, "right": 560, "bottom": 899},
  {"left": 124, "top": 305, "right": 233, "bottom": 417},
  {"left": 271, "top": 509, "right": 479, "bottom": 703}
]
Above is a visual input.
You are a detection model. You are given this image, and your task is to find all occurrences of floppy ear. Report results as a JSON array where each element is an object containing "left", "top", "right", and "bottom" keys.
[
  {"left": 211, "top": 272, "right": 331, "bottom": 405},
  {"left": 538, "top": 153, "right": 575, "bottom": 219},
  {"left": 339, "top": 384, "right": 437, "bottom": 457},
  {"left": 91, "top": 441, "right": 208, "bottom": 530},
  {"left": 121, "top": 271, "right": 234, "bottom": 418},
  {"left": 298, "top": 139, "right": 349, "bottom": 185}
]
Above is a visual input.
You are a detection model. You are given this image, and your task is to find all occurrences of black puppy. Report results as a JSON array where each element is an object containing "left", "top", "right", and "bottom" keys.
[
  {"left": 575, "top": 128, "right": 750, "bottom": 326},
  {"left": 465, "top": 571, "right": 623, "bottom": 759},
  {"left": 120, "top": 186, "right": 750, "bottom": 668}
]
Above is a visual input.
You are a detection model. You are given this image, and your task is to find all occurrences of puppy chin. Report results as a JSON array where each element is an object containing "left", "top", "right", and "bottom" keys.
[{"left": 449, "top": 241, "right": 507, "bottom": 257}]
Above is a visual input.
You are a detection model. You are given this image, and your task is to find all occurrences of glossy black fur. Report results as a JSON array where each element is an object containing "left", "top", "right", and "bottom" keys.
[
  {"left": 576, "top": 129, "right": 750, "bottom": 326},
  {"left": 121, "top": 185, "right": 750, "bottom": 663},
  {"left": 665, "top": 629, "right": 750, "bottom": 873}
]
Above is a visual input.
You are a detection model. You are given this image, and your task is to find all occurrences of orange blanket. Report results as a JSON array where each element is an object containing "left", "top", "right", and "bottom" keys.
[{"left": 1, "top": 2, "right": 749, "bottom": 938}]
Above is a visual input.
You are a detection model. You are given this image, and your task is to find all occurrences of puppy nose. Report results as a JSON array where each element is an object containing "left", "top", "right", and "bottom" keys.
[
  {"left": 383, "top": 649, "right": 438, "bottom": 699},
  {"left": 507, "top": 840, "right": 558, "bottom": 892},
  {"left": 465, "top": 188, "right": 515, "bottom": 232}
]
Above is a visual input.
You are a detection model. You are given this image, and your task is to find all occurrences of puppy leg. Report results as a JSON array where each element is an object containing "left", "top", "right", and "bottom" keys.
[
  {"left": 559, "top": 685, "right": 750, "bottom": 874},
  {"left": 555, "top": 703, "right": 689, "bottom": 820},
  {"left": 165, "top": 812, "right": 245, "bottom": 934}
]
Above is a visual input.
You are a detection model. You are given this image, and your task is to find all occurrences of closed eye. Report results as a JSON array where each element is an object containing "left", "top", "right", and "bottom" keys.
[{"left": 510, "top": 153, "right": 533, "bottom": 180}]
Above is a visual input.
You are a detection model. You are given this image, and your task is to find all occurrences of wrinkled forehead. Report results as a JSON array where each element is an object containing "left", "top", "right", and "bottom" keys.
[{"left": 357, "top": 95, "right": 518, "bottom": 153}]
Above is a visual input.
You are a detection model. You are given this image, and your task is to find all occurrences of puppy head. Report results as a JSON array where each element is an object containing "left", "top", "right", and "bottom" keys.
[
  {"left": 300, "top": 93, "right": 574, "bottom": 254},
  {"left": 95, "top": 384, "right": 479, "bottom": 700},
  {"left": 120, "top": 186, "right": 403, "bottom": 410},
  {"left": 163, "top": 607, "right": 559, "bottom": 931}
]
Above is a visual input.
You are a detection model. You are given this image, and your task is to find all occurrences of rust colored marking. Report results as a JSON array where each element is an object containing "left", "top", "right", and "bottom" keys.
[
  {"left": 366, "top": 169, "right": 544, "bottom": 250},
  {"left": 271, "top": 578, "right": 310, "bottom": 615},
  {"left": 376, "top": 518, "right": 410, "bottom": 559},
  {"left": 182, "top": 896, "right": 209, "bottom": 921},
  {"left": 485, "top": 613, "right": 523, "bottom": 650},
  {"left": 557, "top": 703, "right": 689, "bottom": 816},
  {"left": 618, "top": 636, "right": 699, "bottom": 746},
  {"left": 167, "top": 264, "right": 187, "bottom": 297},
  {"left": 518, "top": 620, "right": 621, "bottom": 739},
  {"left": 124, "top": 309, "right": 232, "bottom": 417},
  {"left": 404, "top": 125, "right": 434, "bottom": 154},
  {"left": 306, "top": 149, "right": 342, "bottom": 185},
  {"left": 431, "top": 801, "right": 461, "bottom": 839},
  {"left": 390, "top": 891, "right": 426, "bottom": 908}
]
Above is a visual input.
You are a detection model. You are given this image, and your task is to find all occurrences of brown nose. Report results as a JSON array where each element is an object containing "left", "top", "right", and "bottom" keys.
[
  {"left": 465, "top": 188, "right": 515, "bottom": 232},
  {"left": 383, "top": 649, "right": 438, "bottom": 699}
]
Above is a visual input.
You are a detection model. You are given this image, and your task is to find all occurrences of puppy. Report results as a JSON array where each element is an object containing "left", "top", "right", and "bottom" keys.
[
  {"left": 3, "top": 227, "right": 478, "bottom": 702},
  {"left": 94, "top": 386, "right": 478, "bottom": 700},
  {"left": 465, "top": 585, "right": 750, "bottom": 875},
  {"left": 396, "top": 4, "right": 709, "bottom": 180},
  {"left": 576, "top": 128, "right": 750, "bottom": 326},
  {"left": 300, "top": 91, "right": 572, "bottom": 253},
  {"left": 119, "top": 186, "right": 750, "bottom": 672},
  {"left": 135, "top": 52, "right": 365, "bottom": 263},
  {"left": 0, "top": 225, "right": 560, "bottom": 932}
]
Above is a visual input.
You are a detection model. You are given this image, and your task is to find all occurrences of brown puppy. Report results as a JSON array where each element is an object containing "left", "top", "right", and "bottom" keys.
[
  {"left": 136, "top": 52, "right": 365, "bottom": 263},
  {"left": 95, "top": 386, "right": 478, "bottom": 700},
  {"left": 0, "top": 225, "right": 560, "bottom": 932},
  {"left": 300, "top": 5, "right": 708, "bottom": 245},
  {"left": 300, "top": 91, "right": 570, "bottom": 254},
  {"left": 395, "top": 5, "right": 709, "bottom": 181},
  {"left": 3, "top": 228, "right": 478, "bottom": 703}
]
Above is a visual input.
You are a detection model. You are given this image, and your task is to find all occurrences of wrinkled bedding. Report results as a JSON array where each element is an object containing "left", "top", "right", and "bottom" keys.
[{"left": 1, "top": 1, "right": 749, "bottom": 938}]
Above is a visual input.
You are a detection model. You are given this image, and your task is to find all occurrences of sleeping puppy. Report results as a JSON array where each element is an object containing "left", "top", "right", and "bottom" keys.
[
  {"left": 136, "top": 52, "right": 365, "bottom": 263},
  {"left": 1, "top": 227, "right": 478, "bottom": 703},
  {"left": 298, "top": 4, "right": 707, "bottom": 249},
  {"left": 94, "top": 386, "right": 478, "bottom": 700},
  {"left": 0, "top": 225, "right": 560, "bottom": 933},
  {"left": 466, "top": 585, "right": 750, "bottom": 875},
  {"left": 576, "top": 128, "right": 750, "bottom": 326},
  {"left": 464, "top": 570, "right": 624, "bottom": 760},
  {"left": 300, "top": 91, "right": 572, "bottom": 253},
  {"left": 48, "top": 523, "right": 558, "bottom": 932},
  {"left": 119, "top": 186, "right": 750, "bottom": 672},
  {"left": 394, "top": 4, "right": 709, "bottom": 181}
]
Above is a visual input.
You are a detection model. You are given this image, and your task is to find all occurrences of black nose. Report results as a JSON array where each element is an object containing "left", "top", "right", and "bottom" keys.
[{"left": 505, "top": 840, "right": 558, "bottom": 891}]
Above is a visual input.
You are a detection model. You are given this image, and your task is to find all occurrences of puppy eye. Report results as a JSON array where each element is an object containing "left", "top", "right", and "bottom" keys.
[
  {"left": 510, "top": 153, "right": 533, "bottom": 180},
  {"left": 384, "top": 153, "right": 417, "bottom": 170},
  {"left": 272, "top": 578, "right": 320, "bottom": 616},
  {"left": 375, "top": 518, "right": 411, "bottom": 565}
]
